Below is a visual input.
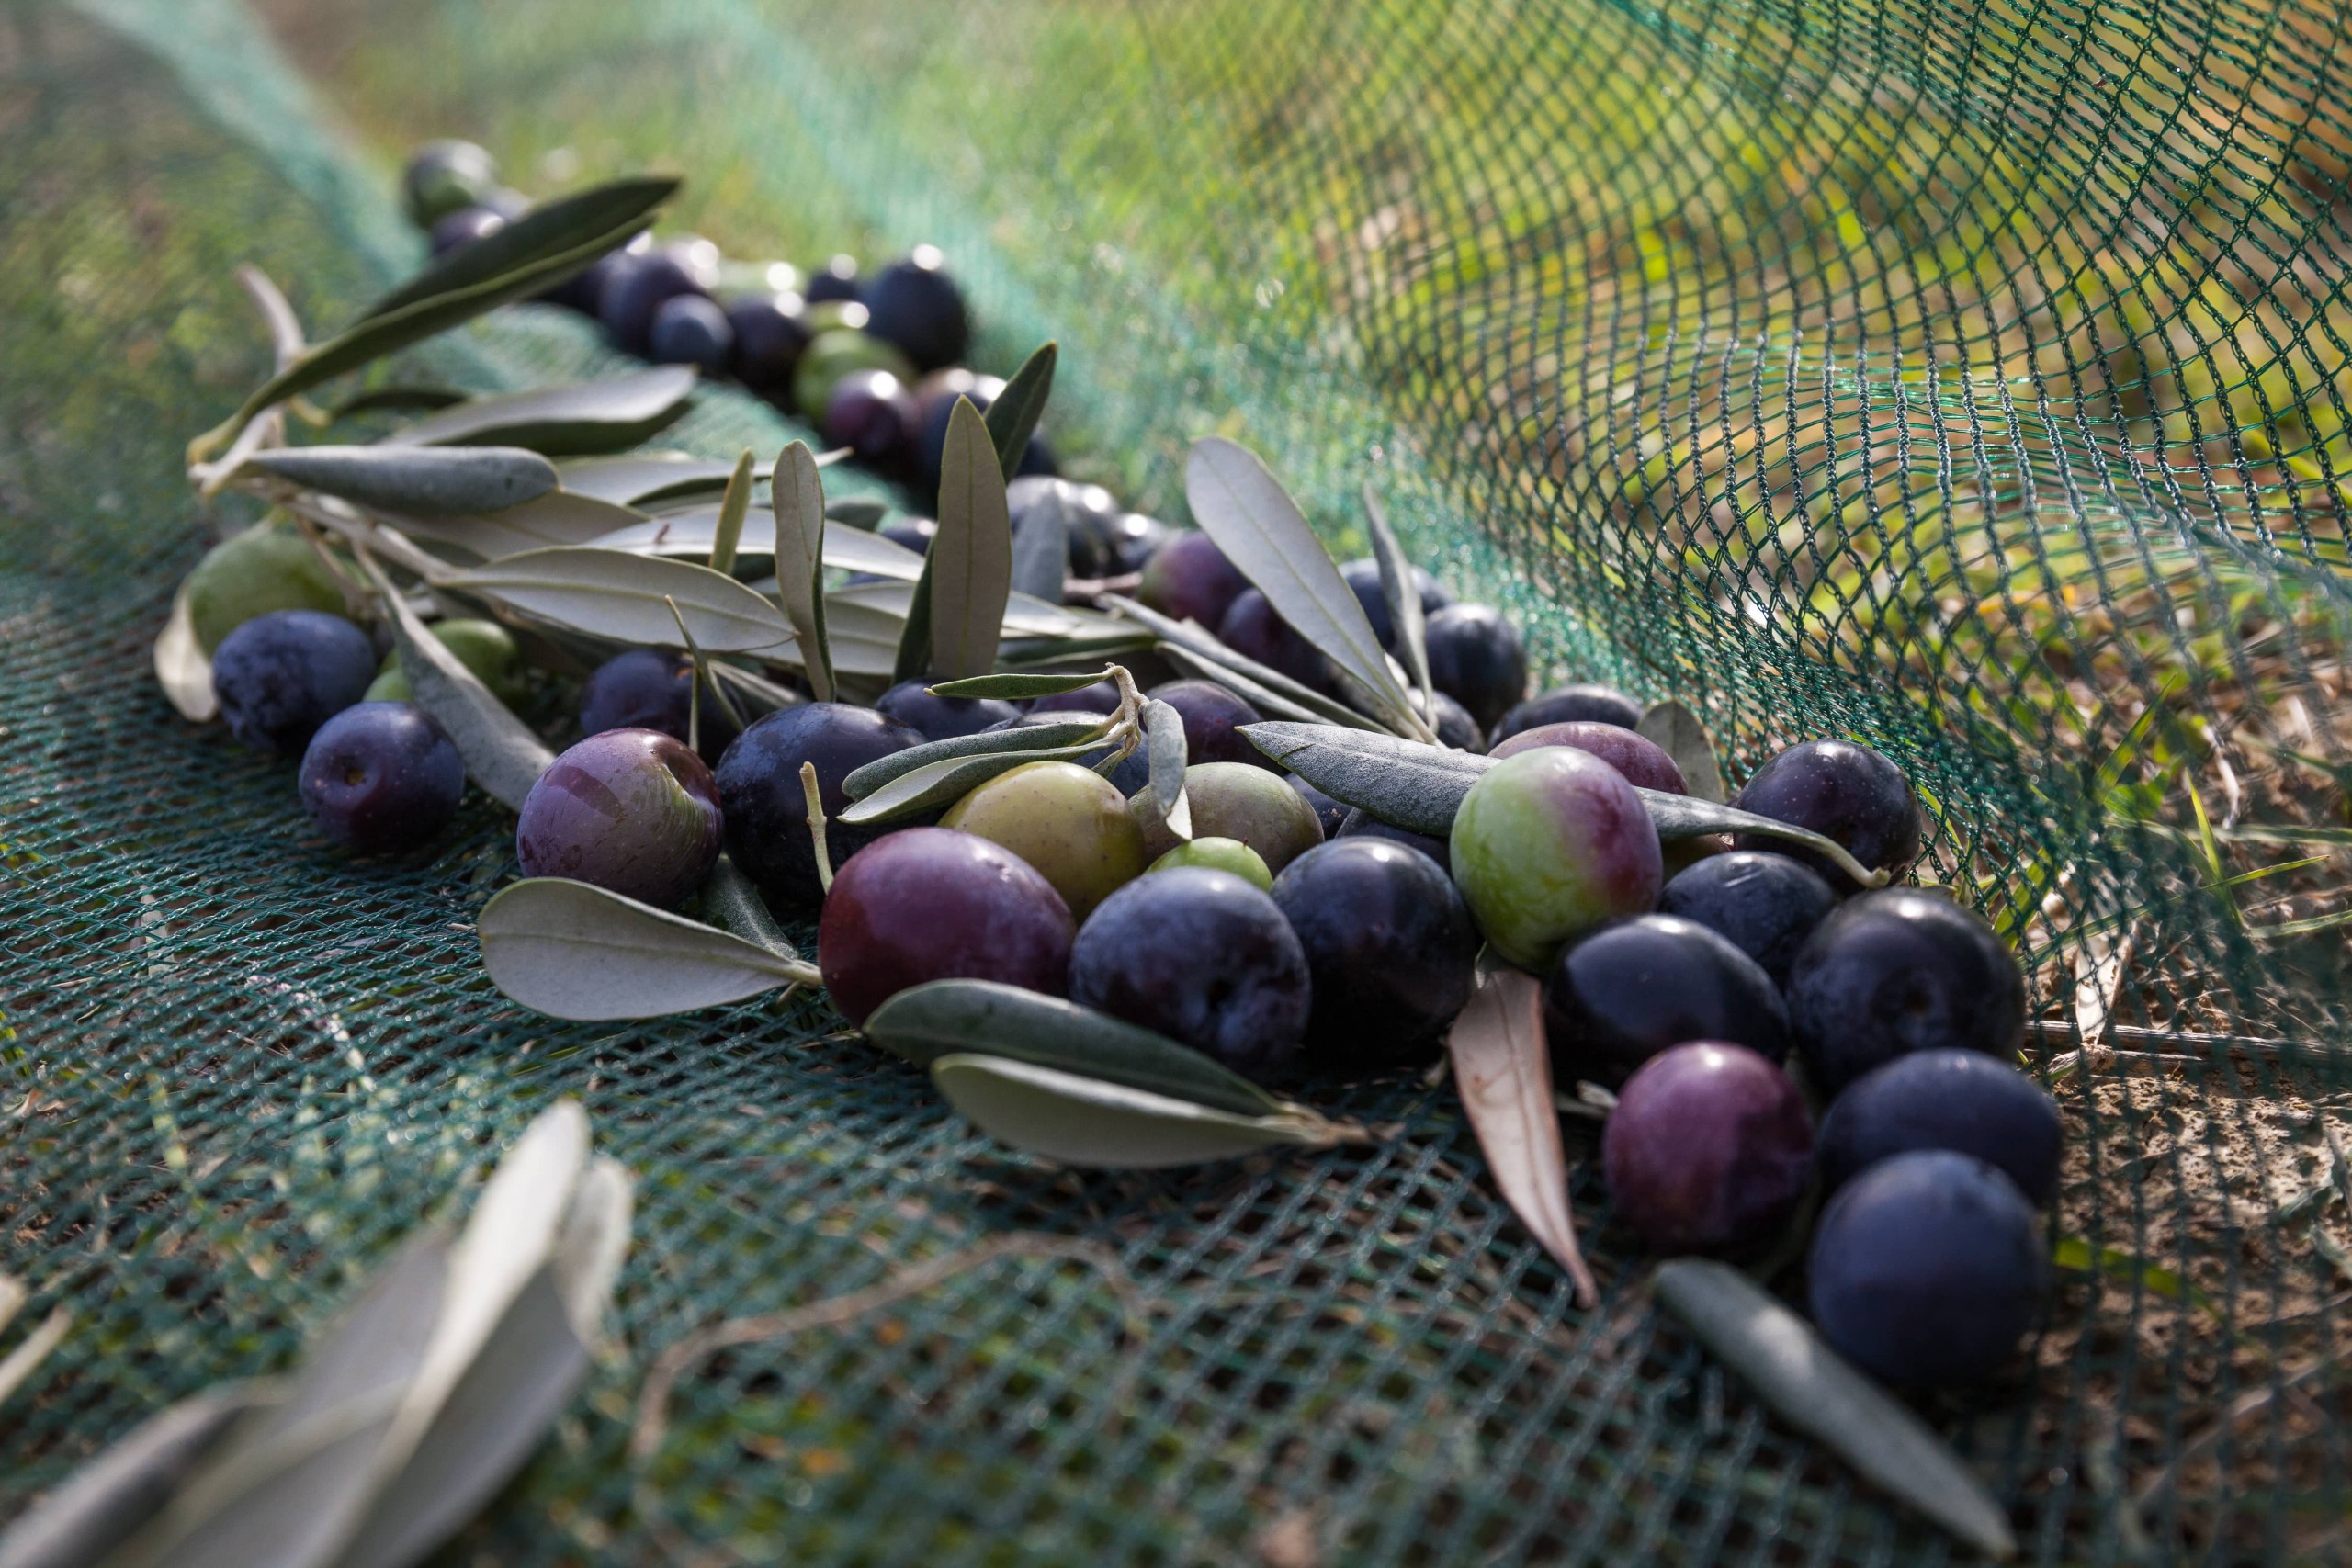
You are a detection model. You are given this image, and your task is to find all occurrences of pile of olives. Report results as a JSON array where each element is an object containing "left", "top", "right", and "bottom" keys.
[
  {"left": 402, "top": 140, "right": 1049, "bottom": 513},
  {"left": 177, "top": 137, "right": 2066, "bottom": 1399}
]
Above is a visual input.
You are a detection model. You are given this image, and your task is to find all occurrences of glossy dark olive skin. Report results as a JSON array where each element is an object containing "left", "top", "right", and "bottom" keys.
[
  {"left": 1272, "top": 840, "right": 1477, "bottom": 1069},
  {"left": 818, "top": 827, "right": 1074, "bottom": 1025},
  {"left": 1657, "top": 851, "right": 1837, "bottom": 987},
  {"left": 1808, "top": 1151, "right": 2049, "bottom": 1388},
  {"left": 515, "top": 728, "right": 724, "bottom": 908},
  {"left": 1817, "top": 1049, "right": 2063, "bottom": 1205},
  {"left": 803, "top": 254, "right": 860, "bottom": 303},
  {"left": 1542, "top": 914, "right": 1791, "bottom": 1086},
  {"left": 860, "top": 250, "right": 970, "bottom": 371},
  {"left": 598, "top": 250, "right": 710, "bottom": 356},
  {"left": 1102, "top": 513, "right": 1170, "bottom": 577},
  {"left": 1028, "top": 679, "right": 1122, "bottom": 716},
  {"left": 1421, "top": 604, "right": 1526, "bottom": 732},
  {"left": 1007, "top": 477, "right": 1125, "bottom": 579},
  {"left": 1491, "top": 683, "right": 1645, "bottom": 742},
  {"left": 647, "top": 293, "right": 734, "bottom": 373},
  {"left": 726, "top": 291, "right": 812, "bottom": 395},
  {"left": 876, "top": 678, "right": 1021, "bottom": 742},
  {"left": 428, "top": 205, "right": 505, "bottom": 257},
  {"left": 1786, "top": 888, "right": 2027, "bottom": 1095},
  {"left": 1216, "top": 589, "right": 1335, "bottom": 693},
  {"left": 1603, "top": 1043, "right": 1814, "bottom": 1257},
  {"left": 212, "top": 610, "right": 379, "bottom": 755},
  {"left": 1425, "top": 691, "right": 1485, "bottom": 752},
  {"left": 1070, "top": 866, "right": 1311, "bottom": 1077},
  {"left": 541, "top": 232, "right": 650, "bottom": 314},
  {"left": 821, "top": 369, "right": 922, "bottom": 467},
  {"left": 1489, "top": 721, "right": 1685, "bottom": 793},
  {"left": 716, "top": 703, "right": 925, "bottom": 908},
  {"left": 913, "top": 375, "right": 1054, "bottom": 502},
  {"left": 1731, "top": 739, "right": 1922, "bottom": 892},
  {"left": 1337, "top": 807, "right": 1451, "bottom": 868},
  {"left": 1148, "top": 679, "right": 1267, "bottom": 768},
  {"left": 1137, "top": 532, "right": 1251, "bottom": 631},
  {"left": 299, "top": 702, "right": 464, "bottom": 854},
  {"left": 1287, "top": 775, "right": 1351, "bottom": 839},
  {"left": 1337, "top": 558, "right": 1452, "bottom": 654},
  {"left": 578, "top": 648, "right": 740, "bottom": 764}
]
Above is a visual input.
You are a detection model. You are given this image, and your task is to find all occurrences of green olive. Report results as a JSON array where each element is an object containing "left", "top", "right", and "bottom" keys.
[
  {"left": 367, "top": 618, "right": 527, "bottom": 705},
  {"left": 792, "top": 329, "right": 917, "bottom": 422},
  {"left": 1131, "top": 761, "right": 1323, "bottom": 874},
  {"left": 940, "top": 761, "right": 1147, "bottom": 921},
  {"left": 1146, "top": 836, "right": 1273, "bottom": 891},
  {"left": 186, "top": 528, "right": 346, "bottom": 654}
]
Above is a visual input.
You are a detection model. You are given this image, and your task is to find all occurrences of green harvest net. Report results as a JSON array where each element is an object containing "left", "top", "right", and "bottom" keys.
[{"left": 4, "top": 0, "right": 2350, "bottom": 1559}]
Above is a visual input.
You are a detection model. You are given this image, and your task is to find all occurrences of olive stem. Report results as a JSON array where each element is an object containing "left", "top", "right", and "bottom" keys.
[{"left": 800, "top": 761, "right": 835, "bottom": 895}]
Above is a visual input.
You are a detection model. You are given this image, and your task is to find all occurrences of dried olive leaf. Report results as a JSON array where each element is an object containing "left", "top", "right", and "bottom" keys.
[
  {"left": 1447, "top": 968, "right": 1598, "bottom": 1306},
  {"left": 983, "top": 342, "right": 1057, "bottom": 482},
  {"left": 1009, "top": 480, "right": 1071, "bottom": 604},
  {"left": 836, "top": 742, "right": 1107, "bottom": 827},
  {"left": 929, "top": 398, "right": 1014, "bottom": 680},
  {"left": 865, "top": 980, "right": 1283, "bottom": 1116},
  {"left": 359, "top": 553, "right": 552, "bottom": 811},
  {"left": 1243, "top": 722, "right": 1887, "bottom": 884},
  {"left": 842, "top": 716, "right": 1112, "bottom": 800},
  {"left": 246, "top": 445, "right": 560, "bottom": 516},
  {"left": 1101, "top": 594, "right": 1386, "bottom": 732},
  {"left": 447, "top": 547, "right": 793, "bottom": 653},
  {"left": 824, "top": 495, "right": 889, "bottom": 530},
  {"left": 388, "top": 491, "right": 649, "bottom": 560},
  {"left": 480, "top": 878, "right": 814, "bottom": 1021},
  {"left": 1635, "top": 699, "right": 1726, "bottom": 803},
  {"left": 0, "top": 1381, "right": 281, "bottom": 1568},
  {"left": 1653, "top": 1259, "right": 2018, "bottom": 1560},
  {"left": 1142, "top": 698, "right": 1190, "bottom": 837},
  {"left": 385, "top": 366, "right": 696, "bottom": 456},
  {"left": 1183, "top": 438, "right": 1426, "bottom": 738},
  {"left": 153, "top": 576, "right": 217, "bottom": 723},
  {"left": 188, "top": 178, "right": 678, "bottom": 464},
  {"left": 769, "top": 442, "right": 834, "bottom": 702},
  {"left": 926, "top": 668, "right": 1114, "bottom": 700},
  {"left": 1361, "top": 484, "right": 1432, "bottom": 708},
  {"left": 702, "top": 854, "right": 800, "bottom": 962},
  {"left": 929, "top": 1054, "right": 1340, "bottom": 1168}
]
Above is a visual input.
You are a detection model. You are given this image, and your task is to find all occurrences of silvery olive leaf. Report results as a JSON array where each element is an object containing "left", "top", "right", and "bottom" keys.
[
  {"left": 357, "top": 553, "right": 552, "bottom": 812},
  {"left": 1009, "top": 481, "right": 1070, "bottom": 604},
  {"left": 833, "top": 580, "right": 1099, "bottom": 640},
  {"left": 585, "top": 509, "right": 925, "bottom": 582},
  {"left": 383, "top": 366, "right": 696, "bottom": 456},
  {"left": 1447, "top": 968, "right": 1597, "bottom": 1307},
  {"left": 865, "top": 981, "right": 1283, "bottom": 1118},
  {"left": 995, "top": 630, "right": 1158, "bottom": 671},
  {"left": 1141, "top": 699, "right": 1189, "bottom": 838},
  {"left": 480, "top": 878, "right": 816, "bottom": 1021},
  {"left": 245, "top": 446, "right": 560, "bottom": 516},
  {"left": 769, "top": 442, "right": 834, "bottom": 702},
  {"left": 153, "top": 577, "right": 217, "bottom": 723},
  {"left": 1635, "top": 699, "right": 1726, "bottom": 802},
  {"left": 701, "top": 854, "right": 799, "bottom": 962},
  {"left": 842, "top": 716, "right": 1111, "bottom": 800},
  {"left": 710, "top": 660, "right": 812, "bottom": 719},
  {"left": 1182, "top": 438, "right": 1429, "bottom": 739},
  {"left": 929, "top": 1053, "right": 1343, "bottom": 1169},
  {"left": 447, "top": 547, "right": 794, "bottom": 654},
  {"left": 550, "top": 1156, "right": 634, "bottom": 1351},
  {"left": 555, "top": 453, "right": 743, "bottom": 507},
  {"left": 1360, "top": 484, "right": 1432, "bottom": 708},
  {"left": 983, "top": 343, "right": 1056, "bottom": 482},
  {"left": 835, "top": 742, "right": 1108, "bottom": 827},
  {"left": 1101, "top": 594, "right": 1385, "bottom": 732},
  {"left": 1653, "top": 1260, "right": 2018, "bottom": 1560},
  {"left": 389, "top": 491, "right": 649, "bottom": 561},
  {"left": 1156, "top": 642, "right": 1344, "bottom": 730},
  {"left": 331, "top": 385, "right": 469, "bottom": 421},
  {"left": 0, "top": 1382, "right": 281, "bottom": 1568},
  {"left": 929, "top": 399, "right": 1013, "bottom": 680},
  {"left": 189, "top": 178, "right": 678, "bottom": 465},
  {"left": 925, "top": 668, "right": 1114, "bottom": 701},
  {"left": 824, "top": 496, "right": 889, "bottom": 530},
  {"left": 706, "top": 451, "right": 757, "bottom": 578}
]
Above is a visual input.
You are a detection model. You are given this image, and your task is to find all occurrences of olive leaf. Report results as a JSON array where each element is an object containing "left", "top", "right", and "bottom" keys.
[
  {"left": 842, "top": 716, "right": 1112, "bottom": 800},
  {"left": 245, "top": 445, "right": 560, "bottom": 516},
  {"left": 480, "top": 878, "right": 815, "bottom": 1021},
  {"left": 1240, "top": 722, "right": 1888, "bottom": 884},
  {"left": 702, "top": 854, "right": 799, "bottom": 962},
  {"left": 824, "top": 496, "right": 889, "bottom": 530},
  {"left": 357, "top": 552, "right": 552, "bottom": 811},
  {"left": 1157, "top": 643, "right": 1342, "bottom": 730},
  {"left": 835, "top": 580, "right": 1099, "bottom": 639},
  {"left": 1636, "top": 699, "right": 1726, "bottom": 802},
  {"left": 556, "top": 453, "right": 743, "bottom": 507},
  {"left": 996, "top": 631, "right": 1159, "bottom": 670},
  {"left": 1009, "top": 479, "right": 1071, "bottom": 603},
  {"left": 982, "top": 342, "right": 1057, "bottom": 482},
  {"left": 1101, "top": 594, "right": 1386, "bottom": 732},
  {"left": 391, "top": 491, "right": 650, "bottom": 560},
  {"left": 929, "top": 399, "right": 1014, "bottom": 680},
  {"left": 706, "top": 451, "right": 757, "bottom": 578},
  {"left": 1653, "top": 1259, "right": 2019, "bottom": 1560},
  {"left": 926, "top": 669, "right": 1114, "bottom": 701},
  {"left": 385, "top": 366, "right": 697, "bottom": 456},
  {"left": 836, "top": 741, "right": 1108, "bottom": 827},
  {"left": 865, "top": 981, "right": 1283, "bottom": 1116},
  {"left": 153, "top": 576, "right": 218, "bottom": 723},
  {"left": 188, "top": 178, "right": 678, "bottom": 464},
  {"left": 334, "top": 384, "right": 469, "bottom": 419},
  {"left": 1183, "top": 438, "right": 1430, "bottom": 739},
  {"left": 710, "top": 660, "right": 809, "bottom": 719},
  {"left": 0, "top": 1382, "right": 282, "bottom": 1568},
  {"left": 447, "top": 547, "right": 793, "bottom": 653},
  {"left": 893, "top": 556, "right": 938, "bottom": 681},
  {"left": 1141, "top": 698, "right": 1191, "bottom": 840},
  {"left": 769, "top": 442, "right": 834, "bottom": 702},
  {"left": 1447, "top": 967, "right": 1599, "bottom": 1307},
  {"left": 929, "top": 1054, "right": 1343, "bottom": 1168},
  {"left": 1361, "top": 484, "right": 1432, "bottom": 708},
  {"left": 584, "top": 507, "right": 926, "bottom": 581}
]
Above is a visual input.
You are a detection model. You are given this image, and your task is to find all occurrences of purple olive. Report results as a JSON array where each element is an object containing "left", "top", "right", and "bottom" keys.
[
  {"left": 515, "top": 728, "right": 723, "bottom": 908},
  {"left": 818, "top": 827, "right": 1073, "bottom": 1024},
  {"left": 1602, "top": 1042, "right": 1814, "bottom": 1256},
  {"left": 1488, "top": 720, "right": 1686, "bottom": 793}
]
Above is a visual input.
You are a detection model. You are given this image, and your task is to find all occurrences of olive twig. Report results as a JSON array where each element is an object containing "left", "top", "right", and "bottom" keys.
[{"left": 800, "top": 761, "right": 834, "bottom": 895}]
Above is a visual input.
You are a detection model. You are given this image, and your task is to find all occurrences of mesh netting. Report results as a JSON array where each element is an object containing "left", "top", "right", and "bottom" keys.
[{"left": 5, "top": 0, "right": 2350, "bottom": 1559}]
